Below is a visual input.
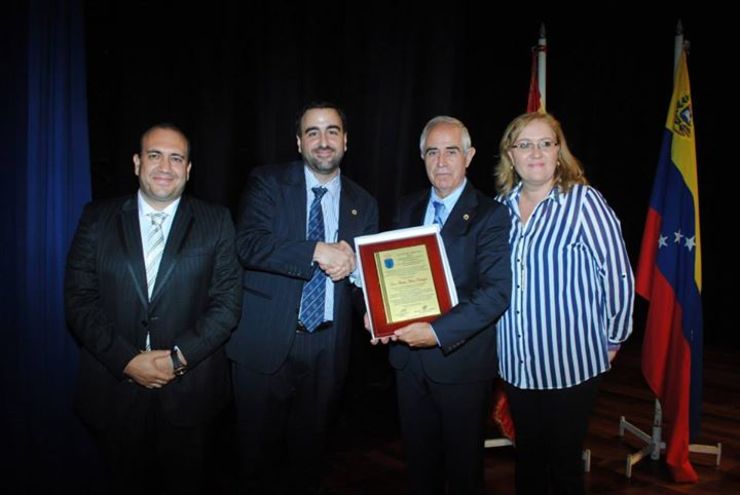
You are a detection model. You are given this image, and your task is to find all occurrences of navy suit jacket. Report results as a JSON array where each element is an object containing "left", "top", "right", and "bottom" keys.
[
  {"left": 65, "top": 195, "right": 242, "bottom": 428},
  {"left": 226, "top": 162, "right": 378, "bottom": 378},
  {"left": 389, "top": 182, "right": 511, "bottom": 383}
]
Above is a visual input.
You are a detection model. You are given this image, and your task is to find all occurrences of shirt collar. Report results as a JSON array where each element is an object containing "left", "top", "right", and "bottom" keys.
[
  {"left": 430, "top": 178, "right": 467, "bottom": 210},
  {"left": 304, "top": 165, "right": 341, "bottom": 197},
  {"left": 137, "top": 190, "right": 181, "bottom": 219},
  {"left": 508, "top": 182, "right": 563, "bottom": 207}
]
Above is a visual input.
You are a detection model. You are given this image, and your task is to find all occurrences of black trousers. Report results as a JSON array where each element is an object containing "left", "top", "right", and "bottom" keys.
[
  {"left": 396, "top": 353, "right": 492, "bottom": 495},
  {"left": 93, "top": 390, "right": 208, "bottom": 495},
  {"left": 233, "top": 328, "right": 338, "bottom": 495},
  {"left": 505, "top": 375, "right": 602, "bottom": 495}
]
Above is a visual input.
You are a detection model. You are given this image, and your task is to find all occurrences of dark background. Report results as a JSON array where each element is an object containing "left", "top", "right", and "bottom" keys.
[{"left": 84, "top": 2, "right": 731, "bottom": 346}]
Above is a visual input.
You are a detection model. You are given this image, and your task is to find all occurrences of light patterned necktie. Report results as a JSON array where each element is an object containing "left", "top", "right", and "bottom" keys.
[
  {"left": 144, "top": 212, "right": 166, "bottom": 351},
  {"left": 145, "top": 212, "right": 167, "bottom": 300},
  {"left": 299, "top": 187, "right": 328, "bottom": 332}
]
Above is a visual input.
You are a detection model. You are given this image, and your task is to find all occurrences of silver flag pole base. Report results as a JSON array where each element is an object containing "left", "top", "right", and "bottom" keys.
[{"left": 619, "top": 399, "right": 721, "bottom": 478}]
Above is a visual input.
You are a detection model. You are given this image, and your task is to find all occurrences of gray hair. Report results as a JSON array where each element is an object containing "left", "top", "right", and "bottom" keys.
[{"left": 418, "top": 116, "right": 472, "bottom": 157}]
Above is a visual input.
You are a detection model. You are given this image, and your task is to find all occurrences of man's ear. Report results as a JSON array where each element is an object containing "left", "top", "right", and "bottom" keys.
[{"left": 464, "top": 147, "right": 476, "bottom": 168}]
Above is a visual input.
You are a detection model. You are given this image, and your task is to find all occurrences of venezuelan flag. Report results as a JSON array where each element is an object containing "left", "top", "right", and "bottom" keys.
[{"left": 636, "top": 48, "right": 702, "bottom": 483}]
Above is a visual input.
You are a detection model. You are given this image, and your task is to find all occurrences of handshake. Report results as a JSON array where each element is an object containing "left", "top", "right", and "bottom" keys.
[{"left": 313, "top": 240, "right": 356, "bottom": 281}]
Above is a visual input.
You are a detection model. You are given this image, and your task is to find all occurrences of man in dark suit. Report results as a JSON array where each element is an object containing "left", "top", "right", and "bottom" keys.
[
  {"left": 64, "top": 124, "right": 242, "bottom": 494},
  {"left": 376, "top": 116, "right": 511, "bottom": 494},
  {"left": 226, "top": 102, "right": 378, "bottom": 494}
]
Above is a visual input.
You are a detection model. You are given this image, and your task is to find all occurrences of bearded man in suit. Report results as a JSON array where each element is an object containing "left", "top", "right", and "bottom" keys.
[{"left": 227, "top": 102, "right": 378, "bottom": 494}]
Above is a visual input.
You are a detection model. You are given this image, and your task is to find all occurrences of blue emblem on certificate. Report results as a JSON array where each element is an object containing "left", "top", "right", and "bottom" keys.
[{"left": 384, "top": 258, "right": 395, "bottom": 269}]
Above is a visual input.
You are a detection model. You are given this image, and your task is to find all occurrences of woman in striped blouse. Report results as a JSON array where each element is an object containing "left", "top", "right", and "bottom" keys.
[{"left": 494, "top": 112, "right": 634, "bottom": 495}]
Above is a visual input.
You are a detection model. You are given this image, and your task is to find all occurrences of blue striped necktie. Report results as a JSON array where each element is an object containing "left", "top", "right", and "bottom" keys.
[{"left": 299, "top": 187, "right": 328, "bottom": 332}]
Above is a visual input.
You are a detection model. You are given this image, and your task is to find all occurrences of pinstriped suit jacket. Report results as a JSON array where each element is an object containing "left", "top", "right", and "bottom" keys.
[{"left": 65, "top": 195, "right": 242, "bottom": 428}]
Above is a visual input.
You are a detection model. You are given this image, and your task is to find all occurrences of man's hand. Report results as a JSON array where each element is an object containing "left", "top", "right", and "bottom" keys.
[
  {"left": 394, "top": 322, "right": 437, "bottom": 348},
  {"left": 314, "top": 240, "right": 356, "bottom": 281},
  {"left": 123, "top": 350, "right": 175, "bottom": 388},
  {"left": 364, "top": 312, "right": 395, "bottom": 345}
]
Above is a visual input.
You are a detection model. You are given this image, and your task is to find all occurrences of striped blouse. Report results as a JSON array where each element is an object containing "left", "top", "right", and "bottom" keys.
[{"left": 496, "top": 183, "right": 634, "bottom": 389}]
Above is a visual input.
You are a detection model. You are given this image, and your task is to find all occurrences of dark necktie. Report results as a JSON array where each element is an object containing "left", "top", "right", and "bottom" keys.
[{"left": 299, "top": 187, "right": 328, "bottom": 332}]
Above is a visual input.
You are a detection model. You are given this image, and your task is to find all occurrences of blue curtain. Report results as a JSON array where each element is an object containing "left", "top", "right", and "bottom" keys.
[{"left": 3, "top": 0, "right": 98, "bottom": 491}]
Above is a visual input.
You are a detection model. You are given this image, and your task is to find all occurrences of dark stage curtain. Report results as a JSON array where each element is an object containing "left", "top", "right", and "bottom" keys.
[
  {"left": 82, "top": 3, "right": 730, "bottom": 347},
  {"left": 2, "top": 1, "right": 100, "bottom": 492}
]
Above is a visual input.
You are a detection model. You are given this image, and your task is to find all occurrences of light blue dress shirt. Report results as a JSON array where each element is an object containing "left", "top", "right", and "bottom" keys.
[
  {"left": 302, "top": 166, "right": 341, "bottom": 323},
  {"left": 422, "top": 179, "right": 467, "bottom": 345}
]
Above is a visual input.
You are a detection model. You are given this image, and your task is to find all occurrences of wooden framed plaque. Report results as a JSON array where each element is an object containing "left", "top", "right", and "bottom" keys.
[{"left": 355, "top": 225, "right": 458, "bottom": 339}]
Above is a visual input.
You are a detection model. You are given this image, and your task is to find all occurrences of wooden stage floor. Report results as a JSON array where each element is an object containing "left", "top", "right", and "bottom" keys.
[{"left": 322, "top": 338, "right": 740, "bottom": 494}]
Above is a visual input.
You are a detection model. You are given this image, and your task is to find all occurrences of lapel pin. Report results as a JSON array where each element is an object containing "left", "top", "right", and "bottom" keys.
[
  {"left": 463, "top": 213, "right": 470, "bottom": 221},
  {"left": 351, "top": 209, "right": 358, "bottom": 216}
]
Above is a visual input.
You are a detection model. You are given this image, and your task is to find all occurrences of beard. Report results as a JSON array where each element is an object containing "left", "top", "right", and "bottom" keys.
[{"left": 303, "top": 146, "right": 344, "bottom": 176}]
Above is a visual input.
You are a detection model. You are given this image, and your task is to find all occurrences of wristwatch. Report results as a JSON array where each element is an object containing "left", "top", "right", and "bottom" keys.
[{"left": 171, "top": 348, "right": 187, "bottom": 377}]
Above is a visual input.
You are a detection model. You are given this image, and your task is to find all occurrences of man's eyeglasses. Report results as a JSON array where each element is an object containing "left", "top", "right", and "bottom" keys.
[{"left": 510, "top": 139, "right": 558, "bottom": 152}]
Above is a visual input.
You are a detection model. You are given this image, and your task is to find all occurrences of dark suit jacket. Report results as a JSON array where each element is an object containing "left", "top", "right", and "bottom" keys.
[
  {"left": 389, "top": 182, "right": 511, "bottom": 383},
  {"left": 226, "top": 162, "right": 378, "bottom": 380},
  {"left": 64, "top": 195, "right": 242, "bottom": 429}
]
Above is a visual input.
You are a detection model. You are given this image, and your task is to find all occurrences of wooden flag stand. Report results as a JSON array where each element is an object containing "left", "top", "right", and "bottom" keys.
[{"left": 618, "top": 399, "right": 721, "bottom": 478}]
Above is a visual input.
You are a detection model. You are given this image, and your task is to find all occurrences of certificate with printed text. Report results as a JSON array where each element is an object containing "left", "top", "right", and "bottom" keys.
[{"left": 355, "top": 225, "right": 457, "bottom": 339}]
